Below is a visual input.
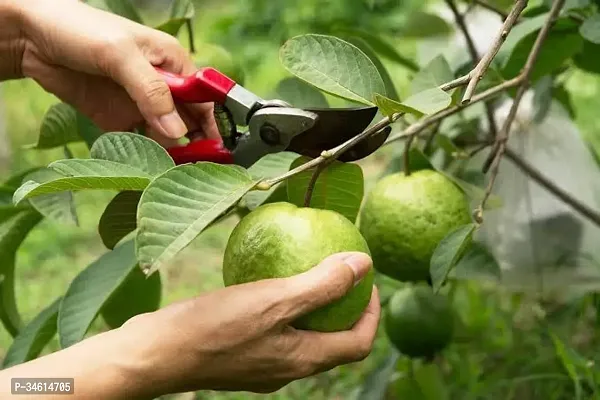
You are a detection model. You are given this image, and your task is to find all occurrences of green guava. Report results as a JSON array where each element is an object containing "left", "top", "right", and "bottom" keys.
[
  {"left": 385, "top": 284, "right": 455, "bottom": 359},
  {"left": 359, "top": 169, "right": 471, "bottom": 283},
  {"left": 222, "top": 202, "right": 374, "bottom": 332}
]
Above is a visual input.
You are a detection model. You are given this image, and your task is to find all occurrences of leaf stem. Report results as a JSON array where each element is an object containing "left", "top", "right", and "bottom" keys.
[
  {"left": 303, "top": 162, "right": 329, "bottom": 207},
  {"left": 186, "top": 20, "right": 195, "bottom": 54},
  {"left": 462, "top": 0, "right": 528, "bottom": 103},
  {"left": 477, "top": 0, "right": 567, "bottom": 216},
  {"left": 403, "top": 134, "right": 415, "bottom": 176}
]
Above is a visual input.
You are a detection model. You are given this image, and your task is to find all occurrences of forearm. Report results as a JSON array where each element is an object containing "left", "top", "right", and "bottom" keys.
[
  {"left": 0, "top": 0, "right": 26, "bottom": 80},
  {"left": 0, "top": 327, "right": 159, "bottom": 400}
]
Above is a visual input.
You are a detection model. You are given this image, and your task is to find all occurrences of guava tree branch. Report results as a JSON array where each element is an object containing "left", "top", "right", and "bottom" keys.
[
  {"left": 477, "top": 0, "right": 566, "bottom": 217},
  {"left": 462, "top": 0, "right": 528, "bottom": 103},
  {"left": 444, "top": 0, "right": 500, "bottom": 136},
  {"left": 503, "top": 148, "right": 600, "bottom": 228}
]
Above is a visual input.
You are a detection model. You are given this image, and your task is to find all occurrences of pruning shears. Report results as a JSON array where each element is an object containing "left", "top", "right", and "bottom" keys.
[{"left": 156, "top": 67, "right": 391, "bottom": 168}]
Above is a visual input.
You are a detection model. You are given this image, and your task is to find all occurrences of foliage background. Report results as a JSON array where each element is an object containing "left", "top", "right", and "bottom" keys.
[{"left": 1, "top": 0, "right": 600, "bottom": 398}]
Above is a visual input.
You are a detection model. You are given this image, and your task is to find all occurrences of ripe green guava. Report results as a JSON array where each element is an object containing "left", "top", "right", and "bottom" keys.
[
  {"left": 385, "top": 284, "right": 455, "bottom": 359},
  {"left": 359, "top": 169, "right": 471, "bottom": 283},
  {"left": 222, "top": 202, "right": 374, "bottom": 332}
]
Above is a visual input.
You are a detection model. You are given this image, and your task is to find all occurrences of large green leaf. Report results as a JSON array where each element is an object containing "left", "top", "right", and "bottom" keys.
[
  {"left": 0, "top": 209, "right": 43, "bottom": 337},
  {"left": 104, "top": 0, "right": 143, "bottom": 23},
  {"left": 27, "top": 103, "right": 80, "bottom": 150},
  {"left": 275, "top": 78, "right": 329, "bottom": 108},
  {"left": 58, "top": 241, "right": 138, "bottom": 348},
  {"left": 13, "top": 160, "right": 152, "bottom": 205},
  {"left": 24, "top": 169, "right": 78, "bottom": 226},
  {"left": 2, "top": 298, "right": 60, "bottom": 368},
  {"left": 410, "top": 55, "right": 454, "bottom": 95},
  {"left": 90, "top": 132, "right": 174, "bottom": 176},
  {"left": 430, "top": 224, "right": 477, "bottom": 292},
  {"left": 580, "top": 14, "right": 600, "bottom": 44},
  {"left": 101, "top": 266, "right": 161, "bottom": 329},
  {"left": 279, "top": 34, "right": 386, "bottom": 105},
  {"left": 346, "top": 36, "right": 400, "bottom": 101},
  {"left": 333, "top": 28, "right": 420, "bottom": 72},
  {"left": 450, "top": 242, "right": 502, "bottom": 283},
  {"left": 496, "top": 13, "right": 550, "bottom": 65},
  {"left": 136, "top": 163, "right": 257, "bottom": 274},
  {"left": 287, "top": 157, "right": 364, "bottom": 223},
  {"left": 155, "top": 0, "right": 195, "bottom": 36},
  {"left": 99, "top": 191, "right": 142, "bottom": 250},
  {"left": 242, "top": 152, "right": 299, "bottom": 210}
]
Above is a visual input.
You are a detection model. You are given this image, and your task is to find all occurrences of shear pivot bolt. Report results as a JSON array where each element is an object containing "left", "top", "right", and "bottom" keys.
[{"left": 260, "top": 125, "right": 281, "bottom": 146}]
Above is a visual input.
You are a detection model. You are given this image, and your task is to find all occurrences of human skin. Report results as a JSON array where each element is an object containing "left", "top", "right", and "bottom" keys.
[{"left": 0, "top": 1, "right": 381, "bottom": 398}]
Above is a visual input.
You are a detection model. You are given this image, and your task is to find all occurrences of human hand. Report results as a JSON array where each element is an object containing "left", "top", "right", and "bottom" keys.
[
  {"left": 15, "top": 0, "right": 219, "bottom": 145},
  {"left": 121, "top": 252, "right": 380, "bottom": 396}
]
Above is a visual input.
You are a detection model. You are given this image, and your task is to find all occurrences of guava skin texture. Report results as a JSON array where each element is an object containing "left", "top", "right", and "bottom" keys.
[
  {"left": 359, "top": 169, "right": 471, "bottom": 283},
  {"left": 384, "top": 285, "right": 455, "bottom": 359},
  {"left": 223, "top": 202, "right": 374, "bottom": 332}
]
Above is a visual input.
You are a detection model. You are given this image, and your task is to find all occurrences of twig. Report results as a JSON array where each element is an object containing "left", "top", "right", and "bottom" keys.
[
  {"left": 441, "top": 74, "right": 472, "bottom": 91},
  {"left": 504, "top": 148, "right": 600, "bottom": 228},
  {"left": 462, "top": 0, "right": 528, "bottom": 103},
  {"left": 403, "top": 134, "right": 416, "bottom": 176},
  {"left": 303, "top": 162, "right": 329, "bottom": 207},
  {"left": 469, "top": 0, "right": 510, "bottom": 20},
  {"left": 444, "top": 0, "right": 500, "bottom": 137},
  {"left": 478, "top": 0, "right": 567, "bottom": 214},
  {"left": 467, "top": 142, "right": 492, "bottom": 158}
]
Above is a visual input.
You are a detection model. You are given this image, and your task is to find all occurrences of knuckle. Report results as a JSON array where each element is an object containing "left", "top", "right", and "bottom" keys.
[
  {"left": 93, "top": 35, "right": 131, "bottom": 73},
  {"left": 142, "top": 78, "right": 171, "bottom": 104}
]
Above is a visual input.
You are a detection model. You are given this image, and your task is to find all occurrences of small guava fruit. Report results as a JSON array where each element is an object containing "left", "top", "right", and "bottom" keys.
[
  {"left": 358, "top": 169, "right": 471, "bottom": 283},
  {"left": 384, "top": 284, "right": 454, "bottom": 359},
  {"left": 222, "top": 202, "right": 374, "bottom": 332},
  {"left": 101, "top": 267, "right": 162, "bottom": 329}
]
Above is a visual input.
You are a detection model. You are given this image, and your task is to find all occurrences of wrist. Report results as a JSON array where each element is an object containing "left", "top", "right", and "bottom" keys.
[{"left": 0, "top": 0, "right": 27, "bottom": 80}]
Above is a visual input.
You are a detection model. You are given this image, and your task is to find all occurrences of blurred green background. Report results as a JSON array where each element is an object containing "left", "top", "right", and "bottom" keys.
[{"left": 1, "top": 0, "right": 600, "bottom": 398}]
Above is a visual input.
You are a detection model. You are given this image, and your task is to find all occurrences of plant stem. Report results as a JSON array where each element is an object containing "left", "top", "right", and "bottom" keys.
[
  {"left": 186, "top": 20, "right": 196, "bottom": 54},
  {"left": 477, "top": 0, "right": 567, "bottom": 214},
  {"left": 303, "top": 162, "right": 328, "bottom": 207},
  {"left": 462, "top": 0, "right": 528, "bottom": 103},
  {"left": 444, "top": 0, "right": 500, "bottom": 137},
  {"left": 403, "top": 134, "right": 416, "bottom": 176},
  {"left": 503, "top": 148, "right": 600, "bottom": 228}
]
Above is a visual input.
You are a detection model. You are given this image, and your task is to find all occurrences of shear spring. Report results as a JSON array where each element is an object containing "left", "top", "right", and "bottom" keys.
[{"left": 213, "top": 104, "right": 237, "bottom": 150}]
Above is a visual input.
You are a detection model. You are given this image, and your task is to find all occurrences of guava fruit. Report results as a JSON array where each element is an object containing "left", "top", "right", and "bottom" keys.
[
  {"left": 359, "top": 169, "right": 471, "bottom": 282},
  {"left": 385, "top": 284, "right": 454, "bottom": 359},
  {"left": 222, "top": 202, "right": 374, "bottom": 332}
]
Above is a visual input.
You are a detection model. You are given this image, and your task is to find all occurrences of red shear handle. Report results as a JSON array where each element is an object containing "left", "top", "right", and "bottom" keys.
[
  {"left": 156, "top": 67, "right": 236, "bottom": 104},
  {"left": 167, "top": 139, "right": 234, "bottom": 165}
]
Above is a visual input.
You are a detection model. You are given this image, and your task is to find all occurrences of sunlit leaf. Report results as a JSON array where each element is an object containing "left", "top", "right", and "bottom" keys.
[
  {"left": 136, "top": 163, "right": 257, "bottom": 274},
  {"left": 275, "top": 78, "right": 329, "bottom": 108},
  {"left": 287, "top": 157, "right": 364, "bottom": 223},
  {"left": 2, "top": 298, "right": 60, "bottom": 368},
  {"left": 430, "top": 224, "right": 477, "bottom": 292},
  {"left": 24, "top": 169, "right": 78, "bottom": 226},
  {"left": 580, "top": 14, "right": 600, "bottom": 44},
  {"left": 58, "top": 241, "right": 138, "bottom": 348},
  {"left": 242, "top": 152, "right": 299, "bottom": 210},
  {"left": 101, "top": 267, "right": 161, "bottom": 328},
  {"left": 98, "top": 191, "right": 142, "bottom": 250},
  {"left": 279, "top": 34, "right": 385, "bottom": 105}
]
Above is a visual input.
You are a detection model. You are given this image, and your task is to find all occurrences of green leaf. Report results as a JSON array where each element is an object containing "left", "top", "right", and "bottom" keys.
[
  {"left": 430, "top": 224, "right": 477, "bottom": 292},
  {"left": 242, "top": 152, "right": 299, "bottom": 210},
  {"left": 574, "top": 40, "right": 600, "bottom": 74},
  {"left": 439, "top": 171, "right": 503, "bottom": 210},
  {"left": 101, "top": 266, "right": 161, "bottom": 329},
  {"left": 333, "top": 28, "right": 420, "bottom": 72},
  {"left": 580, "top": 14, "right": 600, "bottom": 44},
  {"left": 287, "top": 157, "right": 364, "bottom": 223},
  {"left": 0, "top": 209, "right": 43, "bottom": 337},
  {"left": 435, "top": 135, "right": 461, "bottom": 157},
  {"left": 375, "top": 89, "right": 451, "bottom": 117},
  {"left": 99, "top": 191, "right": 142, "bottom": 250},
  {"left": 345, "top": 36, "right": 400, "bottom": 101},
  {"left": 13, "top": 160, "right": 152, "bottom": 205},
  {"left": 503, "top": 31, "right": 583, "bottom": 82},
  {"left": 279, "top": 34, "right": 386, "bottom": 105},
  {"left": 381, "top": 147, "right": 434, "bottom": 178},
  {"left": 533, "top": 75, "right": 554, "bottom": 122},
  {"left": 24, "top": 169, "right": 78, "bottom": 226},
  {"left": 410, "top": 55, "right": 454, "bottom": 95},
  {"left": 374, "top": 94, "right": 423, "bottom": 117},
  {"left": 155, "top": 0, "right": 195, "bottom": 36},
  {"left": 104, "top": 0, "right": 143, "bottom": 23},
  {"left": 3, "top": 168, "right": 45, "bottom": 191},
  {"left": 2, "top": 298, "right": 60, "bottom": 368},
  {"left": 550, "top": 332, "right": 583, "bottom": 399},
  {"left": 136, "top": 163, "right": 257, "bottom": 274},
  {"left": 275, "top": 78, "right": 329, "bottom": 108},
  {"left": 90, "top": 132, "right": 175, "bottom": 176},
  {"left": 496, "top": 13, "right": 550, "bottom": 65},
  {"left": 450, "top": 242, "right": 502, "bottom": 283},
  {"left": 58, "top": 241, "right": 138, "bottom": 348},
  {"left": 76, "top": 112, "right": 104, "bottom": 149},
  {"left": 28, "top": 103, "right": 80, "bottom": 149},
  {"left": 356, "top": 351, "right": 400, "bottom": 400},
  {"left": 393, "top": 10, "right": 453, "bottom": 39}
]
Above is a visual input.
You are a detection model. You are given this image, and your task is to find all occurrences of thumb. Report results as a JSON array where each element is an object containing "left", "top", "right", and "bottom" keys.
[
  {"left": 280, "top": 252, "right": 372, "bottom": 323},
  {"left": 111, "top": 51, "right": 187, "bottom": 139}
]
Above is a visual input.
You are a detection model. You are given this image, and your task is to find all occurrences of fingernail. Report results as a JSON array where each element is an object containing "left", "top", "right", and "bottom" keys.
[
  {"left": 343, "top": 253, "right": 372, "bottom": 286},
  {"left": 158, "top": 110, "right": 187, "bottom": 139}
]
